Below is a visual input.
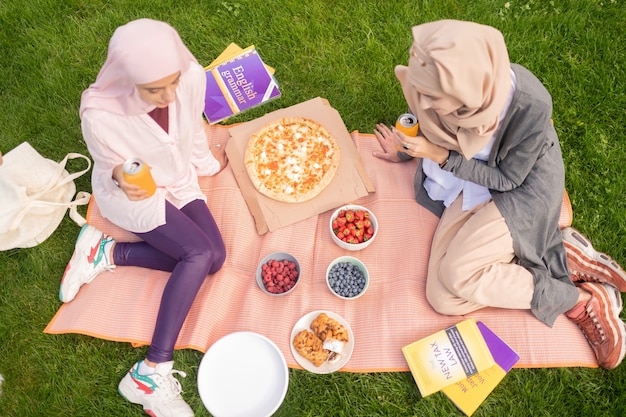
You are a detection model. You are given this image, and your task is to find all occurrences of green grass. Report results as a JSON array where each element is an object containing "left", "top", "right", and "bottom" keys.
[{"left": 1, "top": 0, "right": 626, "bottom": 415}]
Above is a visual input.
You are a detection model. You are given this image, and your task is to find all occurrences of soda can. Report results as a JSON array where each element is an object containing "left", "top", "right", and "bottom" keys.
[
  {"left": 123, "top": 158, "right": 157, "bottom": 196},
  {"left": 395, "top": 113, "right": 419, "bottom": 137}
]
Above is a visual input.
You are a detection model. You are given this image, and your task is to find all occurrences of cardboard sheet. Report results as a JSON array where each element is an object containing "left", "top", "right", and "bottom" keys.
[{"left": 226, "top": 97, "right": 375, "bottom": 234}]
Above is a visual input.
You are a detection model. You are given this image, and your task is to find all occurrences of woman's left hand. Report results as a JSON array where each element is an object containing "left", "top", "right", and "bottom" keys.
[
  {"left": 374, "top": 123, "right": 449, "bottom": 164},
  {"left": 211, "top": 143, "right": 228, "bottom": 172},
  {"left": 373, "top": 124, "right": 403, "bottom": 162}
]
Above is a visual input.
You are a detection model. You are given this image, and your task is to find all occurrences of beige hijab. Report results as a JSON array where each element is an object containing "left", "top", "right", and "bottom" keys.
[{"left": 395, "top": 20, "right": 511, "bottom": 159}]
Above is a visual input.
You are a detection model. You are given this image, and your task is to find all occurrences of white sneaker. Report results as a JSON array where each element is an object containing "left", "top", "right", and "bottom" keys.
[
  {"left": 118, "top": 361, "right": 194, "bottom": 417},
  {"left": 59, "top": 224, "right": 115, "bottom": 302}
]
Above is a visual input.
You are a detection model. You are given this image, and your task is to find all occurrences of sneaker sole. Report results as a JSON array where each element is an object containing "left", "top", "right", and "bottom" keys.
[
  {"left": 563, "top": 227, "right": 626, "bottom": 292},
  {"left": 601, "top": 284, "right": 626, "bottom": 368},
  {"left": 59, "top": 224, "right": 103, "bottom": 302},
  {"left": 118, "top": 384, "right": 159, "bottom": 417}
]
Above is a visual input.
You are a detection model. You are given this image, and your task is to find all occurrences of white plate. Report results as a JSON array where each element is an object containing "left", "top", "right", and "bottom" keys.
[
  {"left": 198, "top": 332, "right": 289, "bottom": 417},
  {"left": 290, "top": 310, "right": 354, "bottom": 374}
]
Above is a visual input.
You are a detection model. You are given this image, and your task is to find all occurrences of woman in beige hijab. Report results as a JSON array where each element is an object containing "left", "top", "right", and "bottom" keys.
[{"left": 374, "top": 20, "right": 626, "bottom": 369}]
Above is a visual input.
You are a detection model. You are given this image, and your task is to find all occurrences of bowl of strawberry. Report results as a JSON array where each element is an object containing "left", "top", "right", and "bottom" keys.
[
  {"left": 329, "top": 205, "right": 378, "bottom": 251},
  {"left": 256, "top": 252, "right": 301, "bottom": 296}
]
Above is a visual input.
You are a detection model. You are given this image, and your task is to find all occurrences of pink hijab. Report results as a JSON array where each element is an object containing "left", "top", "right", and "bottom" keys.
[
  {"left": 395, "top": 20, "right": 511, "bottom": 159},
  {"left": 80, "top": 18, "right": 197, "bottom": 117}
]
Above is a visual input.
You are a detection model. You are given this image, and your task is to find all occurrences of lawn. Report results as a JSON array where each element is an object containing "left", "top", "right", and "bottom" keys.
[{"left": 1, "top": 0, "right": 626, "bottom": 416}]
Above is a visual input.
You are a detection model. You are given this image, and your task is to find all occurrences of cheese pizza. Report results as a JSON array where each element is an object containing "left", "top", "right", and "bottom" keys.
[{"left": 244, "top": 117, "right": 341, "bottom": 203}]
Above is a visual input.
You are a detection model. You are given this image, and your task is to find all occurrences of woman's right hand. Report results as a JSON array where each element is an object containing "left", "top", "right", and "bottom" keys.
[
  {"left": 210, "top": 143, "right": 229, "bottom": 173},
  {"left": 112, "top": 164, "right": 150, "bottom": 201}
]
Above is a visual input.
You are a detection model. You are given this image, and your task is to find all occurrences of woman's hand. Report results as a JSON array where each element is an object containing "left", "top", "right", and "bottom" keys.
[
  {"left": 373, "top": 123, "right": 403, "bottom": 162},
  {"left": 211, "top": 143, "right": 228, "bottom": 173},
  {"left": 112, "top": 164, "right": 150, "bottom": 201},
  {"left": 373, "top": 123, "right": 449, "bottom": 164}
]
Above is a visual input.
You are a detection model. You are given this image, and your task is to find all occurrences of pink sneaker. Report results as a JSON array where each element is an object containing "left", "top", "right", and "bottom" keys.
[
  {"left": 118, "top": 361, "right": 193, "bottom": 417},
  {"left": 562, "top": 227, "right": 626, "bottom": 292},
  {"left": 566, "top": 282, "right": 626, "bottom": 369}
]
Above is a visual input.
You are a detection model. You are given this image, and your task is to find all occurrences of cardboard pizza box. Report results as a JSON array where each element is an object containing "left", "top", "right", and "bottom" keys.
[{"left": 226, "top": 97, "right": 375, "bottom": 234}]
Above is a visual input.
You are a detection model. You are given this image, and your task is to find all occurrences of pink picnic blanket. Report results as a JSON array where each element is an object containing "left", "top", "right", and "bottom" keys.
[{"left": 45, "top": 125, "right": 596, "bottom": 371}]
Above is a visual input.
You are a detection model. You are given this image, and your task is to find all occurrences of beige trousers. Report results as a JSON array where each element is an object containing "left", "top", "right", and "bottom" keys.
[{"left": 426, "top": 193, "right": 535, "bottom": 315}]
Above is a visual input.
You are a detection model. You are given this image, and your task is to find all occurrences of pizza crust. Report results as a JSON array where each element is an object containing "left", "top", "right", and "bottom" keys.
[{"left": 244, "top": 117, "right": 341, "bottom": 203}]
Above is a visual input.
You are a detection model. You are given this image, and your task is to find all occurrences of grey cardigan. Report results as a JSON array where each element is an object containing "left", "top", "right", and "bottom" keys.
[{"left": 408, "top": 64, "right": 578, "bottom": 326}]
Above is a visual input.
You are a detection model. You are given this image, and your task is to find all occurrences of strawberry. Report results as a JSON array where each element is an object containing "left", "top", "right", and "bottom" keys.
[
  {"left": 345, "top": 210, "right": 355, "bottom": 222},
  {"left": 346, "top": 236, "right": 358, "bottom": 244}
]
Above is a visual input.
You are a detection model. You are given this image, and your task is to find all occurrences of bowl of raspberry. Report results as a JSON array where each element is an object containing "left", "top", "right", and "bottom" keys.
[{"left": 256, "top": 252, "right": 301, "bottom": 296}]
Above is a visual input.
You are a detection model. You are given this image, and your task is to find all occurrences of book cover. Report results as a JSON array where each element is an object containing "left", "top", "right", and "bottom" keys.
[
  {"left": 204, "top": 45, "right": 281, "bottom": 124},
  {"left": 402, "top": 318, "right": 496, "bottom": 397},
  {"left": 441, "top": 321, "right": 520, "bottom": 416}
]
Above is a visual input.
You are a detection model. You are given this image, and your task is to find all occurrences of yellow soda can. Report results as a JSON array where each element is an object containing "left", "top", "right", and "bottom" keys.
[
  {"left": 123, "top": 158, "right": 157, "bottom": 196},
  {"left": 395, "top": 113, "right": 419, "bottom": 137}
]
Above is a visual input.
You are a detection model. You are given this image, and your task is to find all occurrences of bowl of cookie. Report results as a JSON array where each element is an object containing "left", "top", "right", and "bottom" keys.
[
  {"left": 326, "top": 256, "right": 369, "bottom": 300},
  {"left": 329, "top": 205, "right": 378, "bottom": 251},
  {"left": 256, "top": 252, "right": 300, "bottom": 296}
]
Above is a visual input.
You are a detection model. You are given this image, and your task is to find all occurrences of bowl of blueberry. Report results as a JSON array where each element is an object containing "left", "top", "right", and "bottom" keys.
[{"left": 326, "top": 256, "right": 369, "bottom": 300}]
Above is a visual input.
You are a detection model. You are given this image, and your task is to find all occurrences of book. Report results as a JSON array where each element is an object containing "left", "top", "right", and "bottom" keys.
[
  {"left": 204, "top": 44, "right": 281, "bottom": 124},
  {"left": 441, "top": 321, "right": 520, "bottom": 416},
  {"left": 401, "top": 318, "right": 496, "bottom": 397}
]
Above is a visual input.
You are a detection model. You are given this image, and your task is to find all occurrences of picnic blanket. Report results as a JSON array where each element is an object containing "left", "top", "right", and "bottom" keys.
[{"left": 45, "top": 125, "right": 597, "bottom": 371}]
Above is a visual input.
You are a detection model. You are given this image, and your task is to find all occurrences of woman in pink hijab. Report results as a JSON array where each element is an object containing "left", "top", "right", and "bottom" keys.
[
  {"left": 60, "top": 19, "right": 227, "bottom": 416},
  {"left": 374, "top": 20, "right": 626, "bottom": 370}
]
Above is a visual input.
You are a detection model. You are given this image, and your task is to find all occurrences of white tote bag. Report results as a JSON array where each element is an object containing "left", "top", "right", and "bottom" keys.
[{"left": 0, "top": 142, "right": 91, "bottom": 250}]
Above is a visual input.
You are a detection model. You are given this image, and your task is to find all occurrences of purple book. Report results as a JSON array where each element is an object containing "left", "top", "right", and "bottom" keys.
[
  {"left": 204, "top": 48, "right": 281, "bottom": 124},
  {"left": 477, "top": 321, "right": 519, "bottom": 372}
]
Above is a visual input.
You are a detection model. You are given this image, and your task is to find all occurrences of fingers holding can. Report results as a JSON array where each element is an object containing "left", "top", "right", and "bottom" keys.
[{"left": 395, "top": 113, "right": 419, "bottom": 137}]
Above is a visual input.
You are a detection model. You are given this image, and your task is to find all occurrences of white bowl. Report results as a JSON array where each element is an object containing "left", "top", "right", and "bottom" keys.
[
  {"left": 329, "top": 204, "right": 378, "bottom": 251},
  {"left": 198, "top": 331, "right": 289, "bottom": 417},
  {"left": 256, "top": 252, "right": 300, "bottom": 296},
  {"left": 326, "top": 256, "right": 370, "bottom": 300}
]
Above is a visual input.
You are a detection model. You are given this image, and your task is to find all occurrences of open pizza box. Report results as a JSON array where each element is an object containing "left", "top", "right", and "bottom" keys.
[{"left": 226, "top": 97, "right": 376, "bottom": 234}]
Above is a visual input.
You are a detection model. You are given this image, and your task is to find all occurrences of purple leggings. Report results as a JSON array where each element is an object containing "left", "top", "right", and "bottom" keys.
[{"left": 113, "top": 199, "right": 226, "bottom": 363}]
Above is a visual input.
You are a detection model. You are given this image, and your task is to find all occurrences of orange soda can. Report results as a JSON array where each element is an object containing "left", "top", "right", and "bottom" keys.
[
  {"left": 396, "top": 113, "right": 419, "bottom": 137},
  {"left": 123, "top": 158, "right": 157, "bottom": 196}
]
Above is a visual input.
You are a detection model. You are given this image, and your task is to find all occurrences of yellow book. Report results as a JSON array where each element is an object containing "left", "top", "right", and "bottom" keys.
[
  {"left": 402, "top": 319, "right": 496, "bottom": 397},
  {"left": 207, "top": 43, "right": 275, "bottom": 74},
  {"left": 442, "top": 321, "right": 520, "bottom": 416}
]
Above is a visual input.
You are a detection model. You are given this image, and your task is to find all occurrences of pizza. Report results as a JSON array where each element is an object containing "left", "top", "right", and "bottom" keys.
[{"left": 244, "top": 116, "right": 341, "bottom": 203}]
